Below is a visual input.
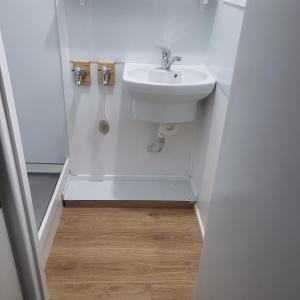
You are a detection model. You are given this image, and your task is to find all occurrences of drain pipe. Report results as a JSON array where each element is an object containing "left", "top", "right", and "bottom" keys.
[{"left": 147, "top": 123, "right": 179, "bottom": 153}]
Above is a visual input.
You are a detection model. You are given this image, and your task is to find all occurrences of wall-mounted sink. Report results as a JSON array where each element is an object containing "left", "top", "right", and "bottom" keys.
[{"left": 123, "top": 63, "right": 216, "bottom": 123}]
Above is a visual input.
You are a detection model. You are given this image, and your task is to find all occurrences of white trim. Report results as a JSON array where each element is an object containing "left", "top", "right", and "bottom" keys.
[
  {"left": 55, "top": 0, "right": 72, "bottom": 159},
  {"left": 190, "top": 177, "right": 198, "bottom": 200},
  {"left": 70, "top": 174, "right": 192, "bottom": 182},
  {"left": 61, "top": 172, "right": 71, "bottom": 200},
  {"left": 26, "top": 163, "right": 64, "bottom": 174},
  {"left": 64, "top": 175, "right": 195, "bottom": 202},
  {"left": 188, "top": 103, "right": 202, "bottom": 177},
  {"left": 38, "top": 158, "right": 70, "bottom": 269},
  {"left": 223, "top": 0, "right": 247, "bottom": 8},
  {"left": 194, "top": 204, "right": 205, "bottom": 240}
]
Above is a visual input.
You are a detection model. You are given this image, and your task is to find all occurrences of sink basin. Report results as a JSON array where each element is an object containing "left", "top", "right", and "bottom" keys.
[{"left": 123, "top": 63, "right": 216, "bottom": 123}]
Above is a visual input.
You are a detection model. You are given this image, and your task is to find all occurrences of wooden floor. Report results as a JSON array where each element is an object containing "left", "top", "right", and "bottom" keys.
[{"left": 46, "top": 207, "right": 202, "bottom": 300}]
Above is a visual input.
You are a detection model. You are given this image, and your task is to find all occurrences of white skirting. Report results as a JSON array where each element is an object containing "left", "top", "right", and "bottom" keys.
[
  {"left": 38, "top": 158, "right": 70, "bottom": 268},
  {"left": 26, "top": 163, "right": 64, "bottom": 174},
  {"left": 63, "top": 175, "right": 196, "bottom": 202},
  {"left": 194, "top": 203, "right": 205, "bottom": 240}
]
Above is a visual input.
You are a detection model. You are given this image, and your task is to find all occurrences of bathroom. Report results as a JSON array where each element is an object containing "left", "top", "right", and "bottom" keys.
[{"left": 1, "top": 0, "right": 299, "bottom": 299}]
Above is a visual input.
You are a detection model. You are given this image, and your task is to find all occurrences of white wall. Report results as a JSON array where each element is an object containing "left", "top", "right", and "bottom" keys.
[
  {"left": 206, "top": 0, "right": 245, "bottom": 96},
  {"left": 66, "top": 63, "right": 196, "bottom": 176},
  {"left": 0, "top": 0, "right": 67, "bottom": 163},
  {"left": 196, "top": 0, "right": 300, "bottom": 299},
  {"left": 191, "top": 86, "right": 228, "bottom": 229},
  {"left": 191, "top": 0, "right": 245, "bottom": 232},
  {"left": 58, "top": 0, "right": 216, "bottom": 177},
  {"left": 64, "top": 0, "right": 214, "bottom": 64}
]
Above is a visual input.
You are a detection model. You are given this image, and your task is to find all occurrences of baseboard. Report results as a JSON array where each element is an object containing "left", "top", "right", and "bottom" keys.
[
  {"left": 194, "top": 203, "right": 205, "bottom": 240},
  {"left": 64, "top": 200, "right": 194, "bottom": 209},
  {"left": 69, "top": 174, "right": 192, "bottom": 181},
  {"left": 26, "top": 163, "right": 64, "bottom": 174},
  {"left": 38, "top": 158, "right": 70, "bottom": 268},
  {"left": 63, "top": 175, "right": 195, "bottom": 202}
]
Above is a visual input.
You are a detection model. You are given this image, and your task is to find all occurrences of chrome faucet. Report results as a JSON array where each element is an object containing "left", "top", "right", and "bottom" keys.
[
  {"left": 72, "top": 66, "right": 86, "bottom": 86},
  {"left": 155, "top": 45, "right": 181, "bottom": 71},
  {"left": 98, "top": 66, "right": 111, "bottom": 86}
]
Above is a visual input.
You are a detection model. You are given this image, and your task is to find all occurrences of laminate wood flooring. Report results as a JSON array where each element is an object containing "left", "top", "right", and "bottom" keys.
[{"left": 46, "top": 207, "right": 202, "bottom": 300}]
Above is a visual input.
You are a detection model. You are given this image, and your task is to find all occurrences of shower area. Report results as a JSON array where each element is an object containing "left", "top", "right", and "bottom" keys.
[
  {"left": 12, "top": 80, "right": 67, "bottom": 232},
  {"left": 27, "top": 167, "right": 63, "bottom": 229},
  {"left": 13, "top": 88, "right": 67, "bottom": 231},
  {"left": 0, "top": 0, "right": 68, "bottom": 231}
]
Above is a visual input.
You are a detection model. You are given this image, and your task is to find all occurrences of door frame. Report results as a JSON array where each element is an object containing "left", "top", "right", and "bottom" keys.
[{"left": 0, "top": 31, "right": 47, "bottom": 299}]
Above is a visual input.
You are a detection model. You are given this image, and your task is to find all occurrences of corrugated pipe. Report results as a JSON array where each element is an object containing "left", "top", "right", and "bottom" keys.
[{"left": 147, "top": 123, "right": 179, "bottom": 153}]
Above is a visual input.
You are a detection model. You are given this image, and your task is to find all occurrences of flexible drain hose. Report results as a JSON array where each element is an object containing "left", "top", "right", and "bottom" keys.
[
  {"left": 147, "top": 124, "right": 179, "bottom": 153},
  {"left": 147, "top": 132, "right": 165, "bottom": 153}
]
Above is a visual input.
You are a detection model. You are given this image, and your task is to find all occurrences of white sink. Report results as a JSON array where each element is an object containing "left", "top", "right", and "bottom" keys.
[{"left": 123, "top": 63, "right": 216, "bottom": 123}]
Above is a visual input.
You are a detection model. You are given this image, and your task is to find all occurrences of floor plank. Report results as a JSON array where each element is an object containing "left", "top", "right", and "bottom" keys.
[
  {"left": 47, "top": 282, "right": 151, "bottom": 300},
  {"left": 46, "top": 207, "right": 202, "bottom": 299},
  {"left": 151, "top": 284, "right": 196, "bottom": 300}
]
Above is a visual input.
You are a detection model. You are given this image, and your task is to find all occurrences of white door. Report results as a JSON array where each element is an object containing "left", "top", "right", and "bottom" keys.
[
  {"left": 195, "top": 1, "right": 300, "bottom": 299},
  {"left": 0, "top": 209, "right": 23, "bottom": 300}
]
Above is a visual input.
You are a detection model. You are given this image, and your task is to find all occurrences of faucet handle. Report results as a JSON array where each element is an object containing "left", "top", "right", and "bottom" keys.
[
  {"left": 98, "top": 65, "right": 112, "bottom": 86},
  {"left": 98, "top": 66, "right": 111, "bottom": 72},
  {"left": 155, "top": 44, "right": 170, "bottom": 51},
  {"left": 154, "top": 44, "right": 171, "bottom": 57}
]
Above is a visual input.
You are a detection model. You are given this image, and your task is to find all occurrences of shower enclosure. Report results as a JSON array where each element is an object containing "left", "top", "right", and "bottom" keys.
[
  {"left": 0, "top": 0, "right": 68, "bottom": 230},
  {"left": 27, "top": 167, "right": 63, "bottom": 228}
]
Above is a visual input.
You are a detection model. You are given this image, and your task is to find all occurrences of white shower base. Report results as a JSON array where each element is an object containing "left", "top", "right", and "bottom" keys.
[{"left": 63, "top": 176, "right": 195, "bottom": 202}]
